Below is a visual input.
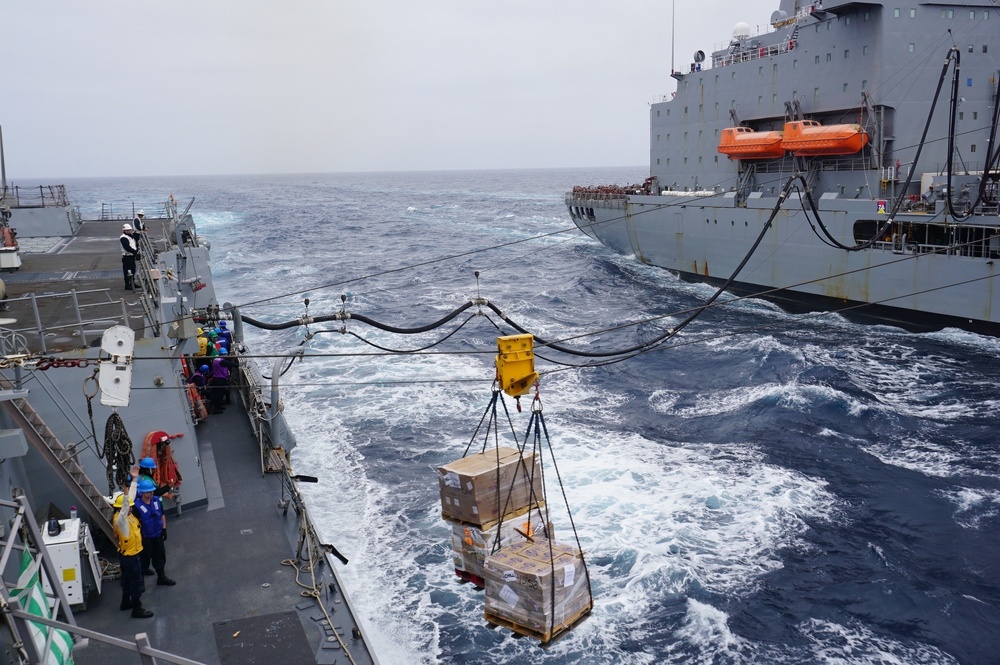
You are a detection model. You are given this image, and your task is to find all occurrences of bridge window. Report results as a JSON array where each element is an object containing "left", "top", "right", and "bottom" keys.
[{"left": 893, "top": 8, "right": 900, "bottom": 18}]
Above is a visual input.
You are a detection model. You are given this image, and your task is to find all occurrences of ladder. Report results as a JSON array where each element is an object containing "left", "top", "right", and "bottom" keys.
[{"left": 3, "top": 398, "right": 115, "bottom": 542}]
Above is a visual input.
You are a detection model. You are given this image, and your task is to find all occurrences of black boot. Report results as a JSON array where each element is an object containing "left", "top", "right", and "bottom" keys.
[
  {"left": 131, "top": 600, "right": 153, "bottom": 619},
  {"left": 119, "top": 593, "right": 133, "bottom": 611},
  {"left": 156, "top": 572, "right": 176, "bottom": 586}
]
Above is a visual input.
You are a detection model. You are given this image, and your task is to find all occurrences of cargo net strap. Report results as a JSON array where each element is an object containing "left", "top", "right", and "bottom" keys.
[
  {"left": 465, "top": 384, "right": 539, "bottom": 532},
  {"left": 99, "top": 412, "right": 135, "bottom": 496},
  {"left": 517, "top": 391, "right": 594, "bottom": 639}
]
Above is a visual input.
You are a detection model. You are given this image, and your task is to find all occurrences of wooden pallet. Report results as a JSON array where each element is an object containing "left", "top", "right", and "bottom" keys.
[
  {"left": 485, "top": 603, "right": 592, "bottom": 645},
  {"left": 441, "top": 501, "right": 546, "bottom": 532}
]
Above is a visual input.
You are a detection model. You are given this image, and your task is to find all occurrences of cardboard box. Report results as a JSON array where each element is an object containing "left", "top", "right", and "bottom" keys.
[
  {"left": 438, "top": 447, "right": 543, "bottom": 526},
  {"left": 483, "top": 538, "right": 592, "bottom": 640},
  {"left": 450, "top": 505, "right": 550, "bottom": 579}
]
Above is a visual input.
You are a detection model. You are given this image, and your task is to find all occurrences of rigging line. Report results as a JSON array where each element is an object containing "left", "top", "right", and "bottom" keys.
[
  {"left": 129, "top": 233, "right": 997, "bottom": 368},
  {"left": 482, "top": 175, "right": 801, "bottom": 358},
  {"left": 541, "top": 270, "right": 1000, "bottom": 377},
  {"left": 331, "top": 313, "right": 480, "bottom": 354},
  {"left": 800, "top": 47, "right": 958, "bottom": 251}
]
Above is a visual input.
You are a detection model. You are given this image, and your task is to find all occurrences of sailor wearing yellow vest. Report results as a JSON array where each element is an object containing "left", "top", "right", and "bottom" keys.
[{"left": 114, "top": 466, "right": 153, "bottom": 619}]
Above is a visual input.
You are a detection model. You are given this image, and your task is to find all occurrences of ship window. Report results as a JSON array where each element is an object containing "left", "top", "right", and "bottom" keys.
[
  {"left": 893, "top": 8, "right": 900, "bottom": 18},
  {"left": 815, "top": 55, "right": 821, "bottom": 64},
  {"left": 826, "top": 53, "right": 832, "bottom": 62},
  {"left": 699, "top": 156, "right": 703, "bottom": 163},
  {"left": 970, "top": 11, "right": 975, "bottom": 19},
  {"left": 684, "top": 157, "right": 688, "bottom": 164},
  {"left": 910, "top": 8, "right": 916, "bottom": 17},
  {"left": 714, "top": 156, "right": 719, "bottom": 162},
  {"left": 971, "top": 144, "right": 977, "bottom": 153},
  {"left": 684, "top": 131, "right": 688, "bottom": 140},
  {"left": 986, "top": 11, "right": 990, "bottom": 19},
  {"left": 793, "top": 90, "right": 797, "bottom": 97},
  {"left": 862, "top": 80, "right": 867, "bottom": 89},
  {"left": 827, "top": 22, "right": 832, "bottom": 30},
  {"left": 959, "top": 112, "right": 964, "bottom": 120},
  {"left": 865, "top": 11, "right": 870, "bottom": 20},
  {"left": 758, "top": 95, "right": 763, "bottom": 105},
  {"left": 773, "top": 93, "right": 777, "bottom": 103},
  {"left": 715, "top": 75, "right": 719, "bottom": 85},
  {"left": 732, "top": 72, "right": 736, "bottom": 80},
  {"left": 773, "top": 63, "right": 777, "bottom": 74},
  {"left": 846, "top": 16, "right": 851, "bottom": 25},
  {"left": 908, "top": 43, "right": 915, "bottom": 53},
  {"left": 714, "top": 102, "right": 719, "bottom": 111},
  {"left": 985, "top": 45, "right": 989, "bottom": 54},
  {"left": 699, "top": 104, "right": 703, "bottom": 113},
  {"left": 793, "top": 59, "right": 798, "bottom": 68},
  {"left": 974, "top": 112, "right": 978, "bottom": 120},
  {"left": 863, "top": 45, "right": 869, "bottom": 55},
  {"left": 969, "top": 44, "right": 974, "bottom": 53},
  {"left": 814, "top": 87, "right": 820, "bottom": 97},
  {"left": 843, "top": 83, "right": 848, "bottom": 92},
  {"left": 844, "top": 49, "right": 850, "bottom": 58},
  {"left": 699, "top": 130, "right": 703, "bottom": 138},
  {"left": 684, "top": 106, "right": 688, "bottom": 114},
  {"left": 657, "top": 134, "right": 660, "bottom": 141}
]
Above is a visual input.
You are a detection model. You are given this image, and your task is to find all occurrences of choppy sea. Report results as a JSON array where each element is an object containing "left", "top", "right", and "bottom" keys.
[{"left": 53, "top": 168, "right": 1000, "bottom": 663}]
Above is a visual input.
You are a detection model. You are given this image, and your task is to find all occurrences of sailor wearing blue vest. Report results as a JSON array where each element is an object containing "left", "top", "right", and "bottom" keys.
[
  {"left": 114, "top": 470, "right": 153, "bottom": 618},
  {"left": 135, "top": 477, "right": 176, "bottom": 586}
]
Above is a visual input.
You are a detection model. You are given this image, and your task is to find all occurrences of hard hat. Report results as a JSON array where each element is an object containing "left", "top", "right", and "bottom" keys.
[
  {"left": 159, "top": 434, "right": 170, "bottom": 443},
  {"left": 122, "top": 223, "right": 133, "bottom": 231},
  {"left": 207, "top": 330, "right": 218, "bottom": 338},
  {"left": 137, "top": 210, "right": 145, "bottom": 216},
  {"left": 139, "top": 457, "right": 157, "bottom": 469},
  {"left": 196, "top": 327, "right": 204, "bottom": 335},
  {"left": 137, "top": 478, "right": 157, "bottom": 493},
  {"left": 218, "top": 347, "right": 228, "bottom": 355},
  {"left": 199, "top": 364, "right": 210, "bottom": 373},
  {"left": 113, "top": 493, "right": 125, "bottom": 508},
  {"left": 218, "top": 321, "right": 227, "bottom": 329}
]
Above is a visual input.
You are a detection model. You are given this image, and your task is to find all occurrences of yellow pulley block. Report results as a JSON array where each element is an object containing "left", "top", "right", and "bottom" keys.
[{"left": 496, "top": 334, "right": 539, "bottom": 397}]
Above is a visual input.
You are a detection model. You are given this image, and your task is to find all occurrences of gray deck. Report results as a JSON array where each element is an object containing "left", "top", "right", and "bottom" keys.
[{"left": 4, "top": 217, "right": 373, "bottom": 664}]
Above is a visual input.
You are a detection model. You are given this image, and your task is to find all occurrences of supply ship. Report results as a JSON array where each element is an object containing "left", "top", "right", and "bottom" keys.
[
  {"left": 567, "top": 0, "right": 1000, "bottom": 334},
  {"left": 0, "top": 176, "right": 377, "bottom": 664}
]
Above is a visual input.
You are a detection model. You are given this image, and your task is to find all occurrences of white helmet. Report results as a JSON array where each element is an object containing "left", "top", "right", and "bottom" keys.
[
  {"left": 122, "top": 223, "right": 133, "bottom": 231},
  {"left": 137, "top": 210, "right": 145, "bottom": 216}
]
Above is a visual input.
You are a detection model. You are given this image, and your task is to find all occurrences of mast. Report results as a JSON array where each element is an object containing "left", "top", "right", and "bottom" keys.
[
  {"left": 670, "top": 0, "right": 676, "bottom": 75},
  {"left": 0, "top": 125, "right": 7, "bottom": 198}
]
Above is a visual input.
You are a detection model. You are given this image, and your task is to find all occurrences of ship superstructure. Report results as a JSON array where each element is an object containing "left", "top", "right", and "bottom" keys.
[{"left": 568, "top": 0, "right": 1000, "bottom": 333}]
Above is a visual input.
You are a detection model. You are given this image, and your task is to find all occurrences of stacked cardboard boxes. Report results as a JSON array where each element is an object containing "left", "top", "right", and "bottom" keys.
[
  {"left": 439, "top": 447, "right": 545, "bottom": 583},
  {"left": 450, "top": 505, "right": 549, "bottom": 582},
  {"left": 482, "top": 539, "right": 592, "bottom": 642},
  {"left": 438, "top": 447, "right": 543, "bottom": 527}
]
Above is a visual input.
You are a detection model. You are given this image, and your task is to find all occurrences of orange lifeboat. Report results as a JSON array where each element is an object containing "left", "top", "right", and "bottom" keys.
[
  {"left": 780, "top": 120, "right": 869, "bottom": 156},
  {"left": 717, "top": 127, "right": 786, "bottom": 160}
]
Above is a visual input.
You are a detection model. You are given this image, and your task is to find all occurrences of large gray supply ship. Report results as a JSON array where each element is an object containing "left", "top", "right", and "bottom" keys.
[
  {"left": 567, "top": 0, "right": 1000, "bottom": 334},
  {"left": 0, "top": 182, "right": 377, "bottom": 664}
]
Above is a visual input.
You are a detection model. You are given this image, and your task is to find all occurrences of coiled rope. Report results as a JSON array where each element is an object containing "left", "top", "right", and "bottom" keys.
[{"left": 98, "top": 412, "right": 135, "bottom": 496}]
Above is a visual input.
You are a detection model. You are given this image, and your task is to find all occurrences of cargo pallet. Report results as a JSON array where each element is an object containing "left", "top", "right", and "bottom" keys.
[
  {"left": 440, "top": 500, "right": 546, "bottom": 533},
  {"left": 484, "top": 603, "right": 592, "bottom": 645}
]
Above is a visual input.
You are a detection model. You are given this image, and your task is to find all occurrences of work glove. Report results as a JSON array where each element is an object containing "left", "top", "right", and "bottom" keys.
[{"left": 161, "top": 529, "right": 167, "bottom": 542}]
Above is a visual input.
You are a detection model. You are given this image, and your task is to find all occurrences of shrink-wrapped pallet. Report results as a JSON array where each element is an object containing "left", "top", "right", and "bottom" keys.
[
  {"left": 438, "top": 447, "right": 543, "bottom": 527},
  {"left": 483, "top": 539, "right": 592, "bottom": 642},
  {"left": 451, "top": 505, "right": 549, "bottom": 581}
]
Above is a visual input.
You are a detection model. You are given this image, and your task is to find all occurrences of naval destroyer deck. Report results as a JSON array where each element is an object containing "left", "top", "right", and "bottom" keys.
[{"left": 0, "top": 199, "right": 377, "bottom": 664}]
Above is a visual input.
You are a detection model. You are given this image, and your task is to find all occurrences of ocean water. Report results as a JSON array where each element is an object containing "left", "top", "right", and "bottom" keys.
[{"left": 55, "top": 169, "right": 1000, "bottom": 664}]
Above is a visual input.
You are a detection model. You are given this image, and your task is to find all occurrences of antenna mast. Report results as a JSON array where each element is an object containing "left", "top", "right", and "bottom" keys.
[{"left": 670, "top": 0, "right": 676, "bottom": 75}]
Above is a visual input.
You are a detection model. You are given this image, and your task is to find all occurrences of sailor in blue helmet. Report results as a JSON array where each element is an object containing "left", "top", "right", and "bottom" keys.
[
  {"left": 216, "top": 320, "right": 233, "bottom": 348},
  {"left": 137, "top": 456, "right": 173, "bottom": 496},
  {"left": 135, "top": 476, "right": 176, "bottom": 586}
]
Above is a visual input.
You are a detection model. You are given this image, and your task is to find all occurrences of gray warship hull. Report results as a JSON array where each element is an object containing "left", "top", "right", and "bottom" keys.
[{"left": 568, "top": 0, "right": 1000, "bottom": 334}]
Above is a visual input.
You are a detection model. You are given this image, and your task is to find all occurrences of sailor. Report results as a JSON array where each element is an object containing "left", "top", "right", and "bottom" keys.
[
  {"left": 113, "top": 467, "right": 153, "bottom": 618},
  {"left": 208, "top": 347, "right": 238, "bottom": 412},
  {"left": 132, "top": 209, "right": 146, "bottom": 234},
  {"left": 137, "top": 456, "right": 174, "bottom": 496},
  {"left": 135, "top": 477, "right": 176, "bottom": 586},
  {"left": 119, "top": 224, "right": 139, "bottom": 290},
  {"left": 187, "top": 364, "right": 210, "bottom": 396}
]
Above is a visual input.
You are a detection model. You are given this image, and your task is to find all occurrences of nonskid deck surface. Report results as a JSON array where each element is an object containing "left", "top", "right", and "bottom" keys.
[
  {"left": 71, "top": 401, "right": 363, "bottom": 665},
  {"left": 1, "top": 220, "right": 148, "bottom": 352}
]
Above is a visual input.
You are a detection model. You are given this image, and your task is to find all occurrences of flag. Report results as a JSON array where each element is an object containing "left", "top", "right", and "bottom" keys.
[{"left": 11, "top": 550, "right": 74, "bottom": 665}]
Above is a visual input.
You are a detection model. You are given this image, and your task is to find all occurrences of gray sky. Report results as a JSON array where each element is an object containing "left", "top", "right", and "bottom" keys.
[{"left": 2, "top": 0, "right": 776, "bottom": 178}]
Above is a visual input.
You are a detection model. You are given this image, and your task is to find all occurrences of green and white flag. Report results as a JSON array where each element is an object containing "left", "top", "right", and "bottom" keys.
[{"left": 11, "top": 549, "right": 74, "bottom": 665}]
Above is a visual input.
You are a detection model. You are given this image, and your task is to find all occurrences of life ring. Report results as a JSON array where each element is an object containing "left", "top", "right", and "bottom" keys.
[
  {"left": 142, "top": 430, "right": 184, "bottom": 494},
  {"left": 1, "top": 228, "right": 16, "bottom": 248}
]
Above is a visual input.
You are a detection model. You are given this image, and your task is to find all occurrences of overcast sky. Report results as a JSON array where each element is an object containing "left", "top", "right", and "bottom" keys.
[{"left": 2, "top": 0, "right": 776, "bottom": 178}]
